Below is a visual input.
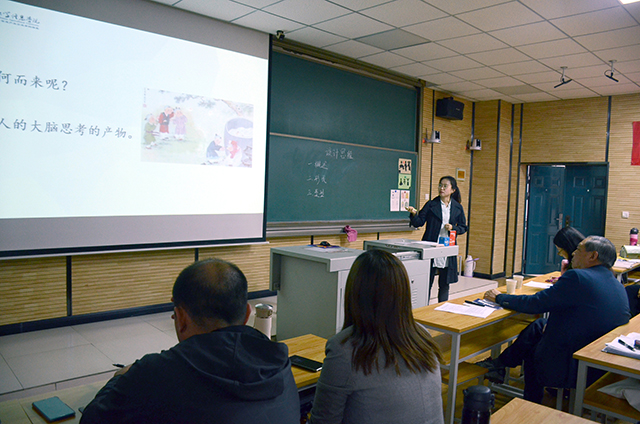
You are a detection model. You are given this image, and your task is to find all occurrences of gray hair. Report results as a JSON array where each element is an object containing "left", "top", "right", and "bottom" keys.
[{"left": 582, "top": 236, "right": 616, "bottom": 268}]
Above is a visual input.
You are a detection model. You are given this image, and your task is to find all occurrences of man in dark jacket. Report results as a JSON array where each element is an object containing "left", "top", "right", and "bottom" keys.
[
  {"left": 479, "top": 236, "right": 630, "bottom": 403},
  {"left": 80, "top": 258, "right": 300, "bottom": 424}
]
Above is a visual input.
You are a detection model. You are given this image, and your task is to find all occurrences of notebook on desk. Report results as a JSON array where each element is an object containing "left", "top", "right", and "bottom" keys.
[
  {"left": 603, "top": 333, "right": 640, "bottom": 360},
  {"left": 32, "top": 396, "right": 76, "bottom": 423}
]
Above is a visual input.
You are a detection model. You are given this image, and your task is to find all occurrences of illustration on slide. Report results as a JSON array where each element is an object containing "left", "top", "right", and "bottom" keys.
[{"left": 141, "top": 88, "right": 253, "bottom": 167}]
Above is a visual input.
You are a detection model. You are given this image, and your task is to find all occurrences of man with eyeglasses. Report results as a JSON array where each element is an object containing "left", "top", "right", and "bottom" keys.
[{"left": 478, "top": 236, "right": 629, "bottom": 404}]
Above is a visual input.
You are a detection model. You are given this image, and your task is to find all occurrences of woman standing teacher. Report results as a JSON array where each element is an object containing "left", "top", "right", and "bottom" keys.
[{"left": 406, "top": 176, "right": 468, "bottom": 303}]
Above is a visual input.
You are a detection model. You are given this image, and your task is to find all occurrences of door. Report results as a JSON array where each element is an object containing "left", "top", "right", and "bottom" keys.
[{"left": 524, "top": 164, "right": 608, "bottom": 275}]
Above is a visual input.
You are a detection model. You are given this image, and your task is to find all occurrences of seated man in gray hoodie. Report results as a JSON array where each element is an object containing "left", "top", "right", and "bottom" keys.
[{"left": 81, "top": 258, "right": 300, "bottom": 424}]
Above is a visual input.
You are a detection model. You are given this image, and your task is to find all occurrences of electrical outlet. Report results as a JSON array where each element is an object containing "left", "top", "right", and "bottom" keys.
[{"left": 622, "top": 211, "right": 629, "bottom": 219}]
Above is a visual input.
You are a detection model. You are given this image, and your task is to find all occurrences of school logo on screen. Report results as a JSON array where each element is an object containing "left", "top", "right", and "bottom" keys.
[{"left": 0, "top": 9, "right": 40, "bottom": 30}]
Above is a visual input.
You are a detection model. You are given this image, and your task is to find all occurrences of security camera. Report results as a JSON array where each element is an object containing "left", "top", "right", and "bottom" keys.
[{"left": 275, "top": 30, "right": 285, "bottom": 40}]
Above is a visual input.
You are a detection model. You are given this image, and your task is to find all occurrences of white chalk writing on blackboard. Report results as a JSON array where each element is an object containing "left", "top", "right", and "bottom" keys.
[{"left": 305, "top": 148, "right": 354, "bottom": 199}]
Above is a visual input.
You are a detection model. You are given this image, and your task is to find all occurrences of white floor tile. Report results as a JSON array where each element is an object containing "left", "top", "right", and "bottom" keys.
[
  {"left": 140, "top": 312, "right": 175, "bottom": 333},
  {"left": 6, "top": 344, "right": 113, "bottom": 389},
  {"left": 0, "top": 356, "right": 22, "bottom": 394},
  {"left": 0, "top": 326, "right": 90, "bottom": 359},
  {"left": 93, "top": 331, "right": 177, "bottom": 365},
  {"left": 71, "top": 317, "right": 158, "bottom": 344}
]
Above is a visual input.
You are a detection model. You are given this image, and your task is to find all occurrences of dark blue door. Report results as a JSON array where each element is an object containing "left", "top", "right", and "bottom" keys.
[
  {"left": 524, "top": 164, "right": 607, "bottom": 275},
  {"left": 524, "top": 166, "right": 564, "bottom": 274}
]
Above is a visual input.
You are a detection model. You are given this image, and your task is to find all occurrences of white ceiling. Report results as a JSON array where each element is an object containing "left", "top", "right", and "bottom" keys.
[{"left": 151, "top": 0, "right": 640, "bottom": 103}]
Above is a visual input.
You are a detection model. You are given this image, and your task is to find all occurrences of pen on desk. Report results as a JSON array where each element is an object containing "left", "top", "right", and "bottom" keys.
[
  {"left": 464, "top": 300, "right": 484, "bottom": 307},
  {"left": 618, "top": 339, "right": 635, "bottom": 351},
  {"left": 113, "top": 363, "right": 125, "bottom": 368}
]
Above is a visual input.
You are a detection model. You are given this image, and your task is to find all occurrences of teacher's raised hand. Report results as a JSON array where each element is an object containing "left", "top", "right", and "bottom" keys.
[{"left": 406, "top": 206, "right": 418, "bottom": 215}]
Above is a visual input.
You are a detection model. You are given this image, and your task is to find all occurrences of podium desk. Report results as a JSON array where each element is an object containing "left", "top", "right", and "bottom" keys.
[
  {"left": 573, "top": 314, "right": 640, "bottom": 422},
  {"left": 270, "top": 246, "right": 364, "bottom": 340},
  {"left": 413, "top": 282, "right": 544, "bottom": 424},
  {"left": 492, "top": 397, "right": 593, "bottom": 424}
]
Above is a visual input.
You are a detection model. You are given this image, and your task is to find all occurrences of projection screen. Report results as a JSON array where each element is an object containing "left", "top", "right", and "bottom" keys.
[{"left": 0, "top": 0, "right": 270, "bottom": 258}]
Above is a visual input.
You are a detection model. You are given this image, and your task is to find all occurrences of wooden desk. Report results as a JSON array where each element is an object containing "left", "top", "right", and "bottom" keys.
[
  {"left": 282, "top": 333, "right": 327, "bottom": 389},
  {"left": 573, "top": 314, "right": 640, "bottom": 422},
  {"left": 412, "top": 281, "right": 544, "bottom": 424},
  {"left": 0, "top": 333, "right": 328, "bottom": 424},
  {"left": 612, "top": 257, "right": 640, "bottom": 282},
  {"left": 0, "top": 380, "right": 105, "bottom": 424},
  {"left": 492, "top": 397, "right": 593, "bottom": 424}
]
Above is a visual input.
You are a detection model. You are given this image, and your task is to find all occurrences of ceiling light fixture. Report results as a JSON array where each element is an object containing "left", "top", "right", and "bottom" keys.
[
  {"left": 554, "top": 66, "right": 572, "bottom": 88},
  {"left": 604, "top": 60, "right": 619, "bottom": 83},
  {"left": 619, "top": 0, "right": 640, "bottom": 4}
]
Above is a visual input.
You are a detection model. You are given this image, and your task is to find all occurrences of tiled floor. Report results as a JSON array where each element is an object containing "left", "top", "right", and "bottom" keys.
[{"left": 0, "top": 296, "right": 277, "bottom": 403}]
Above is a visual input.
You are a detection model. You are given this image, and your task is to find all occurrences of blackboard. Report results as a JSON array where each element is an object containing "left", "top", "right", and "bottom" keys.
[
  {"left": 267, "top": 51, "right": 419, "bottom": 224},
  {"left": 269, "top": 52, "right": 418, "bottom": 151},
  {"left": 267, "top": 135, "right": 417, "bottom": 222}
]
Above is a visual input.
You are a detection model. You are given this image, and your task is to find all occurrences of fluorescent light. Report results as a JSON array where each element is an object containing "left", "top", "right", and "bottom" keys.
[{"left": 620, "top": 0, "right": 640, "bottom": 4}]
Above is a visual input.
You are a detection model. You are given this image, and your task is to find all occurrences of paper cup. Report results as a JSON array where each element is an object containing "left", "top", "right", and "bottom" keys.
[
  {"left": 506, "top": 279, "right": 517, "bottom": 294},
  {"left": 514, "top": 275, "right": 524, "bottom": 290}
]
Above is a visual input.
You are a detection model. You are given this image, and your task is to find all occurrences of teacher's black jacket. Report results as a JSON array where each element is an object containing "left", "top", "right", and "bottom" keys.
[{"left": 409, "top": 197, "right": 468, "bottom": 285}]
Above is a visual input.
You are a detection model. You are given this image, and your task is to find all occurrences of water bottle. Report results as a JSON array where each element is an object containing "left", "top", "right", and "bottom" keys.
[
  {"left": 631, "top": 228, "right": 638, "bottom": 246},
  {"left": 461, "top": 385, "right": 494, "bottom": 424},
  {"left": 253, "top": 303, "right": 273, "bottom": 339}
]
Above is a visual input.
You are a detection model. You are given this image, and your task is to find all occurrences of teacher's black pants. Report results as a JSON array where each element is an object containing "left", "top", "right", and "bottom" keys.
[{"left": 429, "top": 266, "right": 449, "bottom": 303}]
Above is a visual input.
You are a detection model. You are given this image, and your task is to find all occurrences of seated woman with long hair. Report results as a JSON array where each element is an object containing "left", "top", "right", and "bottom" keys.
[
  {"left": 554, "top": 226, "right": 585, "bottom": 274},
  {"left": 308, "top": 249, "right": 444, "bottom": 424},
  {"left": 546, "top": 226, "right": 585, "bottom": 283}
]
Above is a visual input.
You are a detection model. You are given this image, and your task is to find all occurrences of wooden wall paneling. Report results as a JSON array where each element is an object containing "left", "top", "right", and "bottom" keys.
[
  {"left": 606, "top": 94, "right": 640, "bottom": 248},
  {"left": 521, "top": 97, "right": 609, "bottom": 163},
  {"left": 509, "top": 104, "right": 525, "bottom": 275},
  {"left": 491, "top": 101, "right": 512, "bottom": 276},
  {"left": 419, "top": 88, "right": 434, "bottom": 204},
  {"left": 198, "top": 236, "right": 307, "bottom": 293},
  {"left": 72, "top": 249, "right": 195, "bottom": 315},
  {"left": 0, "top": 257, "right": 67, "bottom": 326},
  {"left": 469, "top": 101, "right": 499, "bottom": 275}
]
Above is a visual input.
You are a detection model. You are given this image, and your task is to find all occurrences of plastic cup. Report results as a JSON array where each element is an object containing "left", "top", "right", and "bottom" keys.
[
  {"left": 513, "top": 275, "right": 524, "bottom": 290},
  {"left": 506, "top": 279, "right": 517, "bottom": 294}
]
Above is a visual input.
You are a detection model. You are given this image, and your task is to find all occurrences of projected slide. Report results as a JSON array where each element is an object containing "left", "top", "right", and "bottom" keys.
[
  {"left": 141, "top": 89, "right": 254, "bottom": 168},
  {"left": 0, "top": 0, "right": 269, "bottom": 256}
]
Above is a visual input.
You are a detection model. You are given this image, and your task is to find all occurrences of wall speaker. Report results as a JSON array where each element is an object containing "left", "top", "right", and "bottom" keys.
[{"left": 436, "top": 97, "right": 464, "bottom": 120}]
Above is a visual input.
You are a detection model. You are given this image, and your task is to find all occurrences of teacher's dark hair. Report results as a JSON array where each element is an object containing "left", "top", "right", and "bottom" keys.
[
  {"left": 440, "top": 176, "right": 461, "bottom": 204},
  {"left": 172, "top": 258, "right": 248, "bottom": 327},
  {"left": 342, "top": 249, "right": 442, "bottom": 375}
]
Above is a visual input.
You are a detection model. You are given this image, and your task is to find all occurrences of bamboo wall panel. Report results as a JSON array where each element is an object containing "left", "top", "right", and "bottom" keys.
[
  {"left": 0, "top": 257, "right": 67, "bottom": 326},
  {"left": 521, "top": 98, "right": 608, "bottom": 163},
  {"left": 504, "top": 104, "right": 523, "bottom": 276},
  {"left": 419, "top": 91, "right": 472, "bottom": 261},
  {"left": 606, "top": 94, "right": 640, "bottom": 248},
  {"left": 72, "top": 249, "right": 195, "bottom": 315},
  {"left": 491, "top": 101, "right": 513, "bottom": 275},
  {"left": 469, "top": 101, "right": 499, "bottom": 275},
  {"left": 419, "top": 88, "right": 435, "bottom": 203}
]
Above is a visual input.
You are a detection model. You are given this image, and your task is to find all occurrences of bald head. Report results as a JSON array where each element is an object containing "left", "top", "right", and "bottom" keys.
[{"left": 172, "top": 259, "right": 248, "bottom": 329}]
